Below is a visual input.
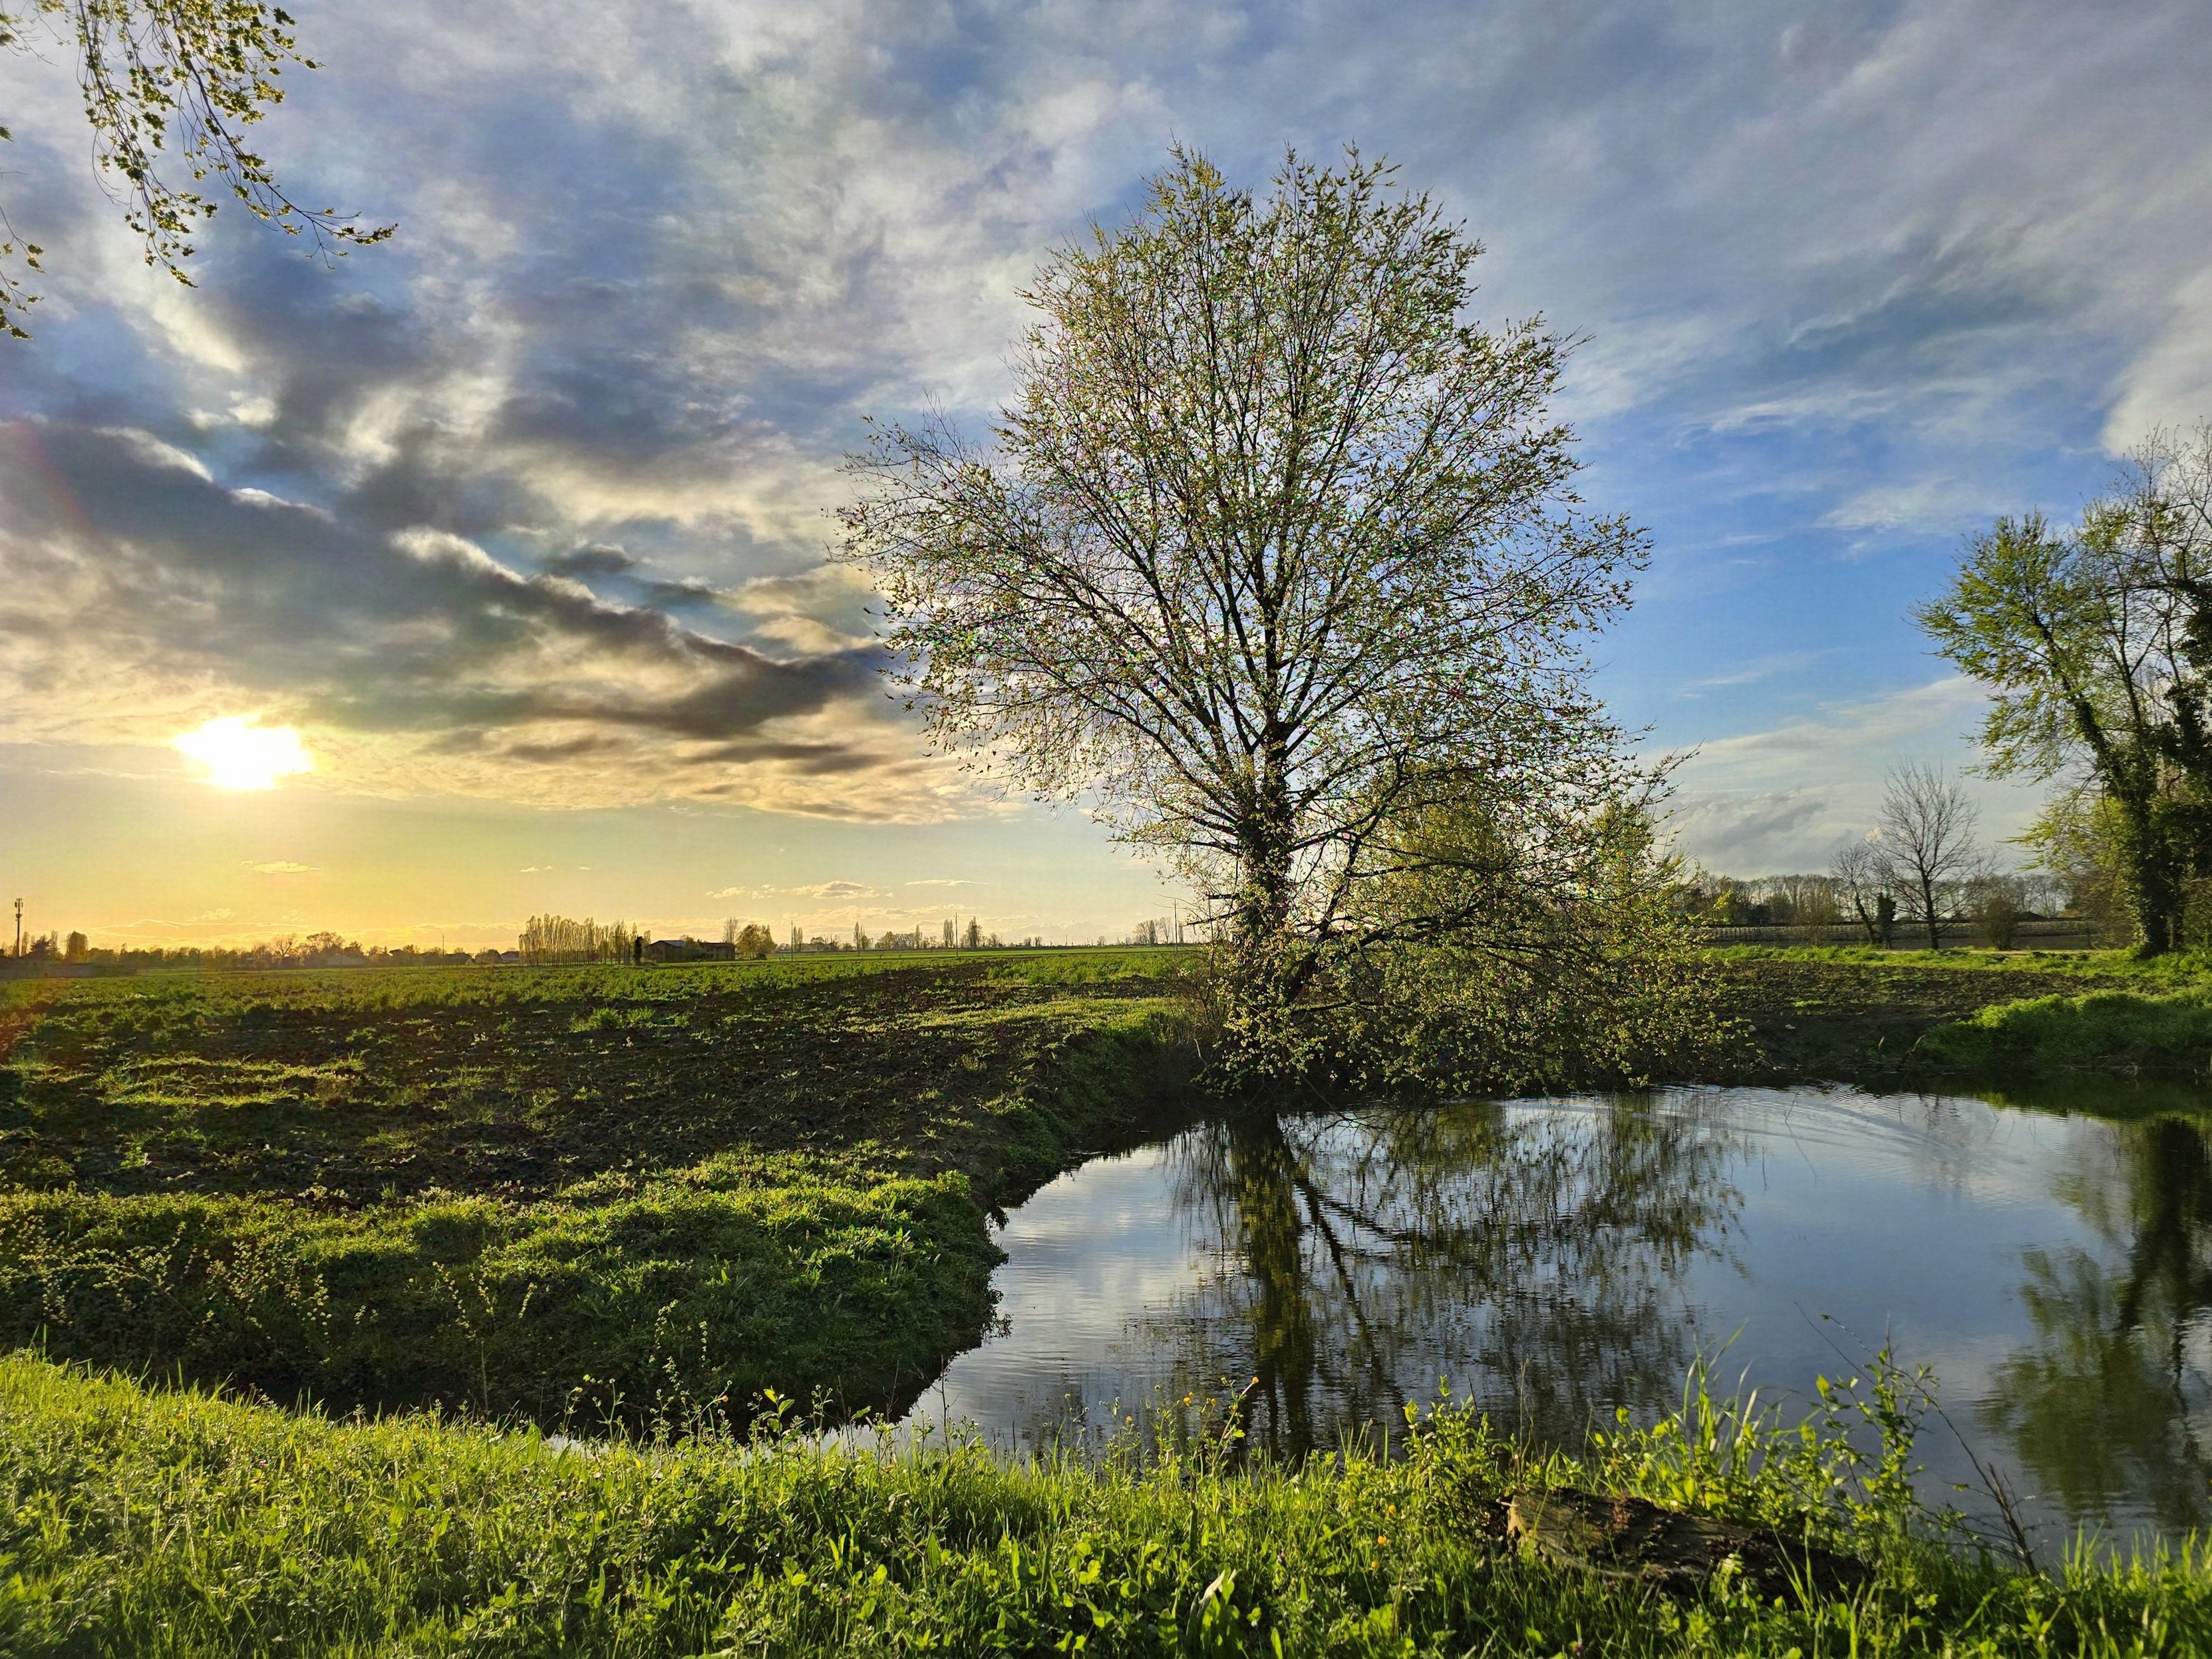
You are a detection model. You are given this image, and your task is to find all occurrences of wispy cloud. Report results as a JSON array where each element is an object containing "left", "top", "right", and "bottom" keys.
[
  {"left": 707, "top": 878, "right": 883, "bottom": 901},
  {"left": 1678, "top": 651, "right": 1824, "bottom": 694},
  {"left": 790, "top": 880, "right": 875, "bottom": 899}
]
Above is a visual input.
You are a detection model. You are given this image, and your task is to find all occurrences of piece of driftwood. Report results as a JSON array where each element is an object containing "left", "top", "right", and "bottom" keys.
[{"left": 1505, "top": 1489, "right": 1872, "bottom": 1598}]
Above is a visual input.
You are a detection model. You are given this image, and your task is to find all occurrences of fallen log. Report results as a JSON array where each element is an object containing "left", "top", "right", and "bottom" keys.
[{"left": 1505, "top": 1488, "right": 1872, "bottom": 1598}]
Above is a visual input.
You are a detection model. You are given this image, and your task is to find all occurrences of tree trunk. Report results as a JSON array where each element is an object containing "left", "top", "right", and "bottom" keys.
[
  {"left": 2117, "top": 794, "right": 2184, "bottom": 957},
  {"left": 1221, "top": 752, "right": 1314, "bottom": 1082},
  {"left": 1233, "top": 745, "right": 1299, "bottom": 950},
  {"left": 1505, "top": 1489, "right": 1870, "bottom": 1598}
]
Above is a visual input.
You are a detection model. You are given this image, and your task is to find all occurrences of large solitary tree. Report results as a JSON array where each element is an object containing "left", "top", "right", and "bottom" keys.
[
  {"left": 1, "top": 0, "right": 388, "bottom": 337},
  {"left": 840, "top": 148, "right": 1651, "bottom": 1067},
  {"left": 1917, "top": 430, "right": 2212, "bottom": 954}
]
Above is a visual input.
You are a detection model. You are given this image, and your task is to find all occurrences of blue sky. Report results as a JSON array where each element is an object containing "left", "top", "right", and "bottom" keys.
[{"left": 3, "top": 0, "right": 2210, "bottom": 947}]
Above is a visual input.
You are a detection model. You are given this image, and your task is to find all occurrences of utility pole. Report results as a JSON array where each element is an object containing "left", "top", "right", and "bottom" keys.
[{"left": 11, "top": 897, "right": 20, "bottom": 959}]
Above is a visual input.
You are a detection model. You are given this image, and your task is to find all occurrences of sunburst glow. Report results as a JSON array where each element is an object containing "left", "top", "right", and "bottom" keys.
[{"left": 174, "top": 717, "right": 314, "bottom": 791}]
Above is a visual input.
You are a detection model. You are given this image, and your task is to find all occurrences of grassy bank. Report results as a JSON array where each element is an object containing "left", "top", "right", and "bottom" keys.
[
  {"left": 0, "top": 952, "right": 1203, "bottom": 1424},
  {"left": 1704, "top": 946, "right": 2212, "bottom": 1086},
  {"left": 1702, "top": 944, "right": 2212, "bottom": 1086},
  {"left": 3, "top": 1352, "right": 2207, "bottom": 1657},
  {"left": 0, "top": 1157, "right": 998, "bottom": 1425},
  {"left": 1915, "top": 984, "right": 2212, "bottom": 1082}
]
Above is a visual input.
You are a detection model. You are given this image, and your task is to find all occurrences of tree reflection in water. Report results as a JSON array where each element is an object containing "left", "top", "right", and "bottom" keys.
[
  {"left": 1143, "top": 1097, "right": 1745, "bottom": 1458},
  {"left": 1982, "top": 1110, "right": 2212, "bottom": 1534}
]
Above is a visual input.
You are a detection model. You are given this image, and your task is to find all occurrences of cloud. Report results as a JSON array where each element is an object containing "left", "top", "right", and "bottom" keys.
[
  {"left": 640, "top": 576, "right": 733, "bottom": 608},
  {"left": 905, "top": 878, "right": 972, "bottom": 887},
  {"left": 2105, "top": 268, "right": 2212, "bottom": 449},
  {"left": 544, "top": 544, "right": 640, "bottom": 578},
  {"left": 790, "top": 880, "right": 875, "bottom": 899},
  {"left": 707, "top": 878, "right": 887, "bottom": 900},
  {"left": 0, "top": 419, "right": 986, "bottom": 817},
  {"left": 1817, "top": 478, "right": 1996, "bottom": 537},
  {"left": 1662, "top": 676, "right": 2048, "bottom": 871},
  {"left": 244, "top": 860, "right": 317, "bottom": 874},
  {"left": 1665, "top": 790, "right": 1841, "bottom": 874},
  {"left": 1679, "top": 651, "right": 1823, "bottom": 694}
]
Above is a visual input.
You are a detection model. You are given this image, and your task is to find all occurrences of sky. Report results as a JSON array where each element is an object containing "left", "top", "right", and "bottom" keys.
[{"left": 3, "top": 0, "right": 2211, "bottom": 949}]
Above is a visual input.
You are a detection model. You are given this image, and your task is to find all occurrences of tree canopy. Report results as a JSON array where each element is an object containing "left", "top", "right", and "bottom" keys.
[
  {"left": 1917, "top": 430, "right": 2212, "bottom": 953},
  {"left": 1, "top": 0, "right": 389, "bottom": 337}
]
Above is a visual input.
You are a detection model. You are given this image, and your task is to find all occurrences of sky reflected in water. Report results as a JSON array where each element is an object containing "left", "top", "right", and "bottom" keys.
[{"left": 899, "top": 1086, "right": 2212, "bottom": 1553}]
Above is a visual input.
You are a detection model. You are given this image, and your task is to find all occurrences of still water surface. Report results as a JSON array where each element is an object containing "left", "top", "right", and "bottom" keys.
[{"left": 898, "top": 1086, "right": 2212, "bottom": 1550}]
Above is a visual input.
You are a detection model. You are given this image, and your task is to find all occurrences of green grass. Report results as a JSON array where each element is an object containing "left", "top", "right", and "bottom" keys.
[
  {"left": 3, "top": 1351, "right": 2208, "bottom": 1656},
  {"left": 1700, "top": 946, "right": 2212, "bottom": 1083},
  {"left": 0, "top": 1155, "right": 997, "bottom": 1426},
  {"left": 1915, "top": 986, "right": 2212, "bottom": 1082},
  {"left": 11, "top": 950, "right": 2212, "bottom": 1648},
  {"left": 1706, "top": 943, "right": 2212, "bottom": 981},
  {"left": 0, "top": 952, "right": 1203, "bottom": 1424}
]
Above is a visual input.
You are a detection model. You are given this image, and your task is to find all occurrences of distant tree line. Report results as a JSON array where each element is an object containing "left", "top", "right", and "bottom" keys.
[
  {"left": 7, "top": 928, "right": 83, "bottom": 963},
  {"left": 780, "top": 919, "right": 1025, "bottom": 953},
  {"left": 1688, "top": 764, "right": 2095, "bottom": 951},
  {"left": 4, "top": 931, "right": 479, "bottom": 972},
  {"left": 0, "top": 913, "right": 1152, "bottom": 975}
]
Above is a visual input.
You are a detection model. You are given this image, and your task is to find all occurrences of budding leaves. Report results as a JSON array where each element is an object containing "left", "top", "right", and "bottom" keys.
[{"left": 0, "top": 0, "right": 393, "bottom": 337}]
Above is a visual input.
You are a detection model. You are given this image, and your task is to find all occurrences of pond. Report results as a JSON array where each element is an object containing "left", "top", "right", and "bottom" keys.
[{"left": 896, "top": 1085, "right": 2212, "bottom": 1553}]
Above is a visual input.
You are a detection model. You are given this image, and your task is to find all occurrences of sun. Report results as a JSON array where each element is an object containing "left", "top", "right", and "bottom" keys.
[{"left": 174, "top": 716, "right": 314, "bottom": 791}]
